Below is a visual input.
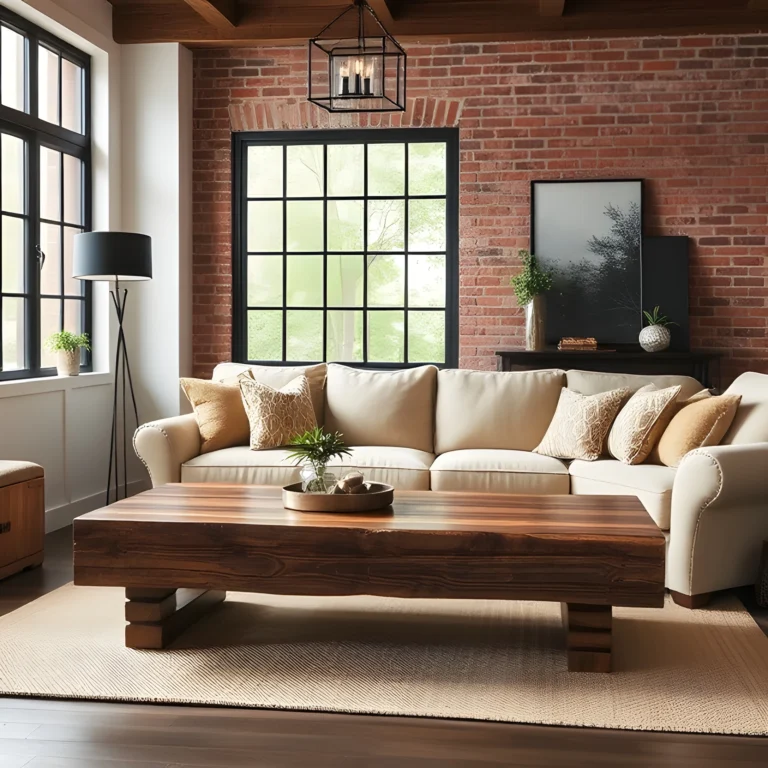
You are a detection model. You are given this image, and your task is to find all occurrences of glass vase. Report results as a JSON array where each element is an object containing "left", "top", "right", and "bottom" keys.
[
  {"left": 300, "top": 465, "right": 338, "bottom": 494},
  {"left": 525, "top": 294, "right": 546, "bottom": 351}
]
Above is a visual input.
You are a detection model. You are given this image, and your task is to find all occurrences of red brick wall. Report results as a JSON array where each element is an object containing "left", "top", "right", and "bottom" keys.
[{"left": 193, "top": 34, "right": 768, "bottom": 383}]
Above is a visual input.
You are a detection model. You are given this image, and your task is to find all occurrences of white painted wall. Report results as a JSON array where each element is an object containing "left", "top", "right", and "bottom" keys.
[
  {"left": 121, "top": 44, "right": 194, "bottom": 426},
  {"left": 0, "top": 0, "right": 141, "bottom": 530}
]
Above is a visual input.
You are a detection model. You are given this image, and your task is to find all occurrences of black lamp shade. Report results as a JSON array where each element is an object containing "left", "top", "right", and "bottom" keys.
[{"left": 73, "top": 232, "right": 152, "bottom": 282}]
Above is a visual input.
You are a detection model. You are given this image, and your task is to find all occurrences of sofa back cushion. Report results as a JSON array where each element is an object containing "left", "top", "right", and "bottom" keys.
[
  {"left": 721, "top": 372, "right": 768, "bottom": 445},
  {"left": 435, "top": 369, "right": 565, "bottom": 454},
  {"left": 566, "top": 369, "right": 702, "bottom": 400},
  {"left": 212, "top": 362, "right": 326, "bottom": 425},
  {"left": 324, "top": 364, "right": 437, "bottom": 452}
]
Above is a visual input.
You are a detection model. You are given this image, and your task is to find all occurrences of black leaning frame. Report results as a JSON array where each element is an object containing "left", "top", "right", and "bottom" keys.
[
  {"left": 0, "top": 4, "right": 92, "bottom": 382},
  {"left": 232, "top": 127, "right": 460, "bottom": 369},
  {"left": 529, "top": 178, "right": 644, "bottom": 347}
]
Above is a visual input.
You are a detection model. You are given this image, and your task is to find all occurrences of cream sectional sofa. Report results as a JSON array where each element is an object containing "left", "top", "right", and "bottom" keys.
[{"left": 134, "top": 363, "right": 768, "bottom": 604}]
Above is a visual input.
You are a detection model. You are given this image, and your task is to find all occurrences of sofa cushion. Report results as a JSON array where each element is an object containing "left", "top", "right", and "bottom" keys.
[
  {"left": 324, "top": 365, "right": 437, "bottom": 453},
  {"left": 607, "top": 384, "right": 681, "bottom": 465},
  {"left": 239, "top": 375, "right": 317, "bottom": 450},
  {"left": 721, "top": 372, "right": 768, "bottom": 445},
  {"left": 534, "top": 387, "right": 628, "bottom": 461},
  {"left": 569, "top": 459, "right": 676, "bottom": 530},
  {"left": 435, "top": 369, "right": 565, "bottom": 454},
  {"left": 181, "top": 446, "right": 432, "bottom": 490},
  {"left": 430, "top": 449, "right": 569, "bottom": 494},
  {"left": 566, "top": 369, "right": 702, "bottom": 400},
  {"left": 180, "top": 374, "right": 251, "bottom": 454},
  {"left": 212, "top": 362, "right": 326, "bottom": 424}
]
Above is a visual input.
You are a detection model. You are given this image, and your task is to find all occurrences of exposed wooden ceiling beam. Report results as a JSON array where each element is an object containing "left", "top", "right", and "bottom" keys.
[
  {"left": 110, "top": 1, "right": 768, "bottom": 46},
  {"left": 539, "top": 0, "right": 565, "bottom": 17},
  {"left": 367, "top": 0, "right": 397, "bottom": 29},
  {"left": 182, "top": 0, "right": 239, "bottom": 29}
]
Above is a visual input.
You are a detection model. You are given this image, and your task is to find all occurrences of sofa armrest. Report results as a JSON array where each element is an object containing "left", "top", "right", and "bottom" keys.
[
  {"left": 667, "top": 442, "right": 768, "bottom": 595},
  {"left": 133, "top": 414, "right": 201, "bottom": 487}
]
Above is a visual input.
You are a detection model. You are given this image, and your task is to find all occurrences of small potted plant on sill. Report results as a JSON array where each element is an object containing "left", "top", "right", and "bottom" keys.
[
  {"left": 510, "top": 249, "right": 553, "bottom": 351},
  {"left": 45, "top": 331, "right": 90, "bottom": 376},
  {"left": 639, "top": 306, "right": 676, "bottom": 353},
  {"left": 286, "top": 427, "right": 352, "bottom": 494}
]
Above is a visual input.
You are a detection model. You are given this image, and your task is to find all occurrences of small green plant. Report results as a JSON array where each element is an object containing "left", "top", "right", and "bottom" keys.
[
  {"left": 510, "top": 249, "right": 553, "bottom": 306},
  {"left": 643, "top": 306, "right": 676, "bottom": 328},
  {"left": 45, "top": 331, "right": 91, "bottom": 353},
  {"left": 286, "top": 427, "right": 352, "bottom": 492}
]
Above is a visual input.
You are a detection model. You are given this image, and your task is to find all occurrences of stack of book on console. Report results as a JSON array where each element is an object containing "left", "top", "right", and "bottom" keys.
[{"left": 558, "top": 337, "right": 598, "bottom": 351}]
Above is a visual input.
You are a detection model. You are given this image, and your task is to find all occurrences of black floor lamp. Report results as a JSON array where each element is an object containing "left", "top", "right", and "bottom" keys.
[{"left": 73, "top": 232, "right": 152, "bottom": 505}]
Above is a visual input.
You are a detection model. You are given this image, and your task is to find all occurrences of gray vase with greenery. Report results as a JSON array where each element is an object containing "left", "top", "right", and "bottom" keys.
[{"left": 511, "top": 250, "right": 553, "bottom": 351}]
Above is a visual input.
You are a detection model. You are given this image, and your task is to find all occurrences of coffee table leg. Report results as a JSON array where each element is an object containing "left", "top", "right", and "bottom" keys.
[
  {"left": 125, "top": 588, "right": 226, "bottom": 650},
  {"left": 561, "top": 603, "right": 612, "bottom": 673}
]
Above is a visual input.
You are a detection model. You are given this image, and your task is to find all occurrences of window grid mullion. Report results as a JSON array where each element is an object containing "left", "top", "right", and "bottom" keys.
[
  {"left": 281, "top": 145, "right": 287, "bottom": 362},
  {"left": 362, "top": 143, "right": 368, "bottom": 365},
  {"left": 404, "top": 143, "right": 410, "bottom": 364}
]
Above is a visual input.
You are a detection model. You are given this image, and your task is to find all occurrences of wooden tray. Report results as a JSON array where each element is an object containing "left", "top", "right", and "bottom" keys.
[{"left": 282, "top": 482, "right": 394, "bottom": 513}]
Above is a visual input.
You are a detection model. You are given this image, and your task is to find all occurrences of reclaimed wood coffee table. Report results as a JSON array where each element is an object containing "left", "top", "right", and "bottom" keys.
[{"left": 73, "top": 484, "right": 665, "bottom": 672}]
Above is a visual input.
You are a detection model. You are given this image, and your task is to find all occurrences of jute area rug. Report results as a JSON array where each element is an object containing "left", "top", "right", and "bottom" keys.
[{"left": 1, "top": 584, "right": 767, "bottom": 735}]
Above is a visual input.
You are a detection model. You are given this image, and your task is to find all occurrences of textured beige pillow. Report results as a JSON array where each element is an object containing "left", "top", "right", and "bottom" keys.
[
  {"left": 655, "top": 394, "right": 742, "bottom": 468},
  {"left": 534, "top": 387, "right": 629, "bottom": 461},
  {"left": 212, "top": 362, "right": 327, "bottom": 425},
  {"left": 608, "top": 384, "right": 682, "bottom": 465},
  {"left": 324, "top": 364, "right": 437, "bottom": 453},
  {"left": 180, "top": 373, "right": 252, "bottom": 454},
  {"left": 240, "top": 375, "right": 317, "bottom": 451}
]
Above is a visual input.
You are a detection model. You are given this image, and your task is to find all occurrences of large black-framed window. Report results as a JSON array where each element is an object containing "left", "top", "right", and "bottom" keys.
[
  {"left": 0, "top": 5, "right": 91, "bottom": 381},
  {"left": 233, "top": 128, "right": 459, "bottom": 368}
]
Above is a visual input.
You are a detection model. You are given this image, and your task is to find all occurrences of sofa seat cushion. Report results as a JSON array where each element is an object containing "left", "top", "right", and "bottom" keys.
[
  {"left": 430, "top": 450, "right": 570, "bottom": 494},
  {"left": 182, "top": 446, "right": 433, "bottom": 490},
  {"left": 569, "top": 459, "right": 676, "bottom": 530}
]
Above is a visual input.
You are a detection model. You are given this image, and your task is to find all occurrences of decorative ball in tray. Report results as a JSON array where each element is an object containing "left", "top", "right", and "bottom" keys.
[{"left": 283, "top": 471, "right": 394, "bottom": 513}]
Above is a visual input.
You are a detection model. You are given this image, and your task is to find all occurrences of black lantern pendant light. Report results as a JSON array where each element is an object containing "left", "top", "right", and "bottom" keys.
[{"left": 308, "top": 0, "right": 406, "bottom": 113}]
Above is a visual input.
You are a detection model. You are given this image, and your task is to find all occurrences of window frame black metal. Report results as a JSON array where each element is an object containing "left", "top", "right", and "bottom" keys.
[
  {"left": 232, "top": 127, "right": 459, "bottom": 370},
  {"left": 0, "top": 4, "right": 92, "bottom": 382}
]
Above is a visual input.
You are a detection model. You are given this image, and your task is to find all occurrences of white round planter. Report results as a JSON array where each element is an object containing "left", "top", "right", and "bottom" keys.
[
  {"left": 639, "top": 325, "right": 671, "bottom": 353},
  {"left": 56, "top": 349, "right": 81, "bottom": 376}
]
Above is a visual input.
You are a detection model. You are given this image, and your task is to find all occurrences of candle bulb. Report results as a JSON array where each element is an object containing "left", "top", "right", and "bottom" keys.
[
  {"left": 339, "top": 61, "right": 350, "bottom": 96},
  {"left": 363, "top": 61, "right": 373, "bottom": 96},
  {"left": 354, "top": 59, "right": 362, "bottom": 94}
]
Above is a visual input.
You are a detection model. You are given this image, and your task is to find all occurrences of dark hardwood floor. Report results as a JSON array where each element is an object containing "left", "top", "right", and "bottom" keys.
[{"left": 0, "top": 526, "right": 766, "bottom": 768}]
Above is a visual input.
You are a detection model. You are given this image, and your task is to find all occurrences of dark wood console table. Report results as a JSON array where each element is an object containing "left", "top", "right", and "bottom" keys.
[{"left": 496, "top": 350, "right": 721, "bottom": 389}]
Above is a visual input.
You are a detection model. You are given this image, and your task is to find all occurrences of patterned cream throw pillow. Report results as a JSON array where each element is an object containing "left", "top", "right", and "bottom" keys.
[
  {"left": 534, "top": 387, "right": 629, "bottom": 461},
  {"left": 239, "top": 375, "right": 317, "bottom": 450},
  {"left": 607, "top": 384, "right": 682, "bottom": 465}
]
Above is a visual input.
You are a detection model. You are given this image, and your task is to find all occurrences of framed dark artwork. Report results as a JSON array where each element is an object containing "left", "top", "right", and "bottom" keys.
[
  {"left": 531, "top": 179, "right": 644, "bottom": 345},
  {"left": 642, "top": 235, "right": 690, "bottom": 352}
]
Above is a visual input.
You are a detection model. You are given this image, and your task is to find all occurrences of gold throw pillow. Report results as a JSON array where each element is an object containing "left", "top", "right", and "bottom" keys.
[
  {"left": 655, "top": 394, "right": 742, "bottom": 467},
  {"left": 607, "top": 384, "right": 682, "bottom": 465},
  {"left": 240, "top": 375, "right": 317, "bottom": 451},
  {"left": 180, "top": 373, "right": 253, "bottom": 454},
  {"left": 533, "top": 387, "right": 629, "bottom": 461}
]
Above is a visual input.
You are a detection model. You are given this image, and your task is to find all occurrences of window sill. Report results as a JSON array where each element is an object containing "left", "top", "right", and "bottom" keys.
[{"left": 0, "top": 371, "right": 112, "bottom": 399}]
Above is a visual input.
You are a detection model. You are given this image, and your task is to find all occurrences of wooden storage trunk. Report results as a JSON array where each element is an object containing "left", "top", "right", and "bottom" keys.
[{"left": 0, "top": 462, "right": 44, "bottom": 580}]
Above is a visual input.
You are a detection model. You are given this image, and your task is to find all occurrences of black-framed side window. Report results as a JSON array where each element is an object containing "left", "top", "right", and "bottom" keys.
[
  {"left": 0, "top": 5, "right": 91, "bottom": 381},
  {"left": 233, "top": 128, "right": 459, "bottom": 368}
]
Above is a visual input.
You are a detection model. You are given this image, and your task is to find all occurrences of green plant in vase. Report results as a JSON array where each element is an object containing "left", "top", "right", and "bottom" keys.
[
  {"left": 286, "top": 427, "right": 352, "bottom": 494},
  {"left": 45, "top": 331, "right": 91, "bottom": 376},
  {"left": 510, "top": 249, "right": 553, "bottom": 351}
]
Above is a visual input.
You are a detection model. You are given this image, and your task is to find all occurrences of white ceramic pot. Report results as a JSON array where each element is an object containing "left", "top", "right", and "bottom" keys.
[
  {"left": 639, "top": 324, "right": 671, "bottom": 353},
  {"left": 56, "top": 349, "right": 80, "bottom": 376}
]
